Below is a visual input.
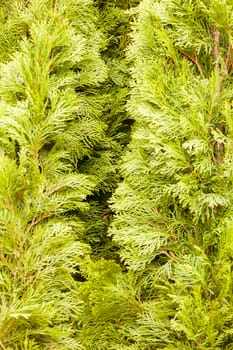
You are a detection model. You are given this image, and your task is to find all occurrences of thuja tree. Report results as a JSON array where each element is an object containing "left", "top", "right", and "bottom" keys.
[
  {"left": 109, "top": 0, "right": 233, "bottom": 348},
  {"left": 0, "top": 0, "right": 108, "bottom": 348}
]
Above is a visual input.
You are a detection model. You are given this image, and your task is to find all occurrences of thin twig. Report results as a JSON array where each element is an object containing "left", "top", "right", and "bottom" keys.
[
  {"left": 26, "top": 214, "right": 49, "bottom": 234},
  {"left": 222, "top": 43, "right": 232, "bottom": 77},
  {"left": 179, "top": 49, "right": 205, "bottom": 78},
  {"left": 47, "top": 184, "right": 67, "bottom": 197},
  {"left": 160, "top": 249, "right": 180, "bottom": 263},
  {"left": 0, "top": 252, "right": 16, "bottom": 277},
  {"left": 193, "top": 49, "right": 205, "bottom": 78},
  {"left": 122, "top": 295, "right": 143, "bottom": 313}
]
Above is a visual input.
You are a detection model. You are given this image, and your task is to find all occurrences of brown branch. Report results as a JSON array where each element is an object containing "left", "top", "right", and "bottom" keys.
[
  {"left": 53, "top": 0, "right": 58, "bottom": 10},
  {"left": 26, "top": 214, "right": 49, "bottom": 235},
  {"left": 222, "top": 43, "right": 232, "bottom": 77},
  {"left": 226, "top": 43, "right": 232, "bottom": 69},
  {"left": 179, "top": 49, "right": 196, "bottom": 64},
  {"left": 194, "top": 50, "right": 205, "bottom": 78},
  {"left": 25, "top": 183, "right": 67, "bottom": 235},
  {"left": 119, "top": 35, "right": 127, "bottom": 50},
  {"left": 0, "top": 252, "right": 17, "bottom": 278},
  {"left": 122, "top": 295, "right": 143, "bottom": 313},
  {"left": 211, "top": 27, "right": 220, "bottom": 70},
  {"left": 179, "top": 49, "right": 205, "bottom": 78},
  {"left": 47, "top": 184, "right": 68, "bottom": 197}
]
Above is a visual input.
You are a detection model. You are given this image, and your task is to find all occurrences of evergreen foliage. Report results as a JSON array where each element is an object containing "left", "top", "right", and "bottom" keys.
[
  {"left": 77, "top": 258, "right": 141, "bottom": 349},
  {"left": 78, "top": 0, "right": 139, "bottom": 257},
  {"left": 2, "top": 0, "right": 233, "bottom": 349},
  {"left": 0, "top": 0, "right": 108, "bottom": 348},
  {"left": 109, "top": 0, "right": 233, "bottom": 348},
  {"left": 0, "top": 0, "right": 29, "bottom": 62}
]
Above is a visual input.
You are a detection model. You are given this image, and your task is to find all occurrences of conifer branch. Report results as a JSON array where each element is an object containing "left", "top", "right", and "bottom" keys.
[{"left": 178, "top": 49, "right": 205, "bottom": 78}]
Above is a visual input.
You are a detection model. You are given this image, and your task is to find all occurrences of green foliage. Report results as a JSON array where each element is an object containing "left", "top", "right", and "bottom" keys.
[
  {"left": 0, "top": 0, "right": 109, "bottom": 348},
  {"left": 0, "top": 1, "right": 29, "bottom": 62},
  {"left": 109, "top": 0, "right": 233, "bottom": 348},
  {"left": 77, "top": 0, "right": 140, "bottom": 256},
  {"left": 3, "top": 0, "right": 233, "bottom": 349},
  {"left": 77, "top": 258, "right": 142, "bottom": 349}
]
